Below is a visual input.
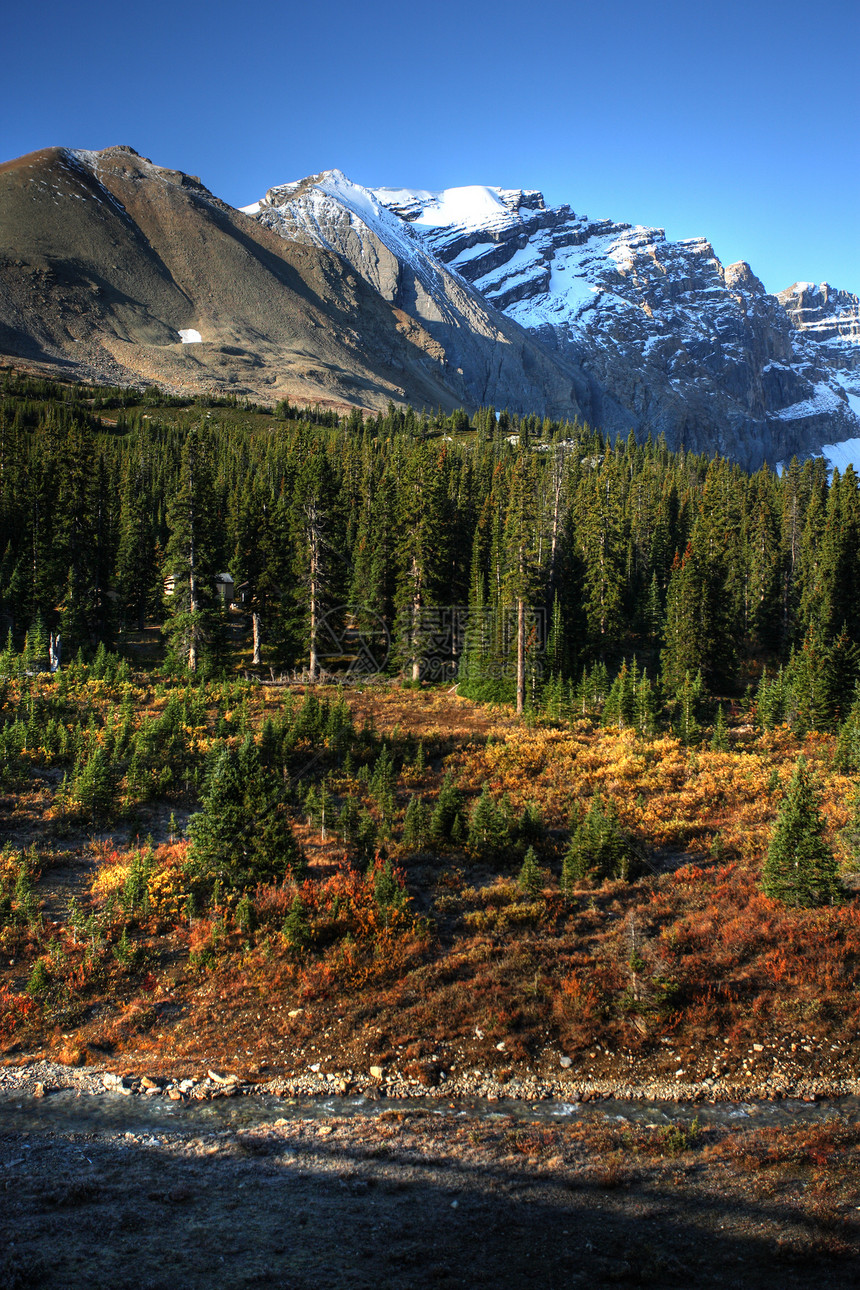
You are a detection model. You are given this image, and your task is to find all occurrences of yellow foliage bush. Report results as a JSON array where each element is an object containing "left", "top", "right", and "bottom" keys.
[
  {"left": 90, "top": 859, "right": 132, "bottom": 901},
  {"left": 146, "top": 867, "right": 189, "bottom": 920},
  {"left": 464, "top": 901, "right": 544, "bottom": 932}
]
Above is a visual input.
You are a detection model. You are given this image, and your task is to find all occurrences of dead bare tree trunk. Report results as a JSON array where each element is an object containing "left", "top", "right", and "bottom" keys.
[
  {"left": 516, "top": 595, "right": 525, "bottom": 716},
  {"left": 308, "top": 507, "right": 319, "bottom": 682},
  {"left": 411, "top": 555, "right": 422, "bottom": 683}
]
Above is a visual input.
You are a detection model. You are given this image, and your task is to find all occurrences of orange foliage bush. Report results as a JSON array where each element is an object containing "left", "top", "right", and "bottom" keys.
[{"left": 0, "top": 985, "right": 35, "bottom": 1039}]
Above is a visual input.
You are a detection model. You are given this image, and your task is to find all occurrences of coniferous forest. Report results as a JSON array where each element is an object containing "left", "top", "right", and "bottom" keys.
[
  {"left": 3, "top": 367, "right": 860, "bottom": 737},
  {"left": 3, "top": 366, "right": 860, "bottom": 1113}
]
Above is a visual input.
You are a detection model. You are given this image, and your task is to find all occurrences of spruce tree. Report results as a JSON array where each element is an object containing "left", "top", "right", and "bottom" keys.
[
  {"left": 187, "top": 740, "right": 304, "bottom": 892},
  {"left": 429, "top": 771, "right": 464, "bottom": 844},
  {"left": 564, "top": 796, "right": 633, "bottom": 883},
  {"left": 164, "top": 424, "right": 221, "bottom": 673},
  {"left": 761, "top": 757, "right": 841, "bottom": 907},
  {"left": 290, "top": 438, "right": 342, "bottom": 680},
  {"left": 503, "top": 454, "right": 542, "bottom": 714},
  {"left": 402, "top": 794, "right": 429, "bottom": 849},
  {"left": 466, "top": 783, "right": 509, "bottom": 856},
  {"left": 116, "top": 454, "right": 159, "bottom": 633},
  {"left": 710, "top": 704, "right": 729, "bottom": 751},
  {"left": 518, "top": 846, "right": 544, "bottom": 897}
]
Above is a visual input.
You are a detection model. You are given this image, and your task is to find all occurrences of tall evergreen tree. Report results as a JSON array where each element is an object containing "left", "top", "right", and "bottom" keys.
[
  {"left": 290, "top": 439, "right": 342, "bottom": 679},
  {"left": 164, "top": 423, "right": 221, "bottom": 673},
  {"left": 761, "top": 757, "right": 840, "bottom": 907}
]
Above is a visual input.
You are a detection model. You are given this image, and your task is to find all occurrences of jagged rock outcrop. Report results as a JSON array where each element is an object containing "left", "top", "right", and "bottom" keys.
[
  {"left": 367, "top": 184, "right": 858, "bottom": 468},
  {"left": 777, "top": 283, "right": 860, "bottom": 418}
]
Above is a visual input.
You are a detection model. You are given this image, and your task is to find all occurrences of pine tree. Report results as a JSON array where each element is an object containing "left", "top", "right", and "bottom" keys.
[
  {"left": 402, "top": 794, "right": 430, "bottom": 849},
  {"left": 564, "top": 796, "right": 633, "bottom": 882},
  {"left": 393, "top": 443, "right": 449, "bottom": 682},
  {"left": 662, "top": 516, "right": 738, "bottom": 694},
  {"left": 429, "top": 771, "right": 464, "bottom": 844},
  {"left": 164, "top": 424, "right": 221, "bottom": 673},
  {"left": 283, "top": 895, "right": 310, "bottom": 950},
  {"left": 518, "top": 846, "right": 544, "bottom": 897},
  {"left": 233, "top": 487, "right": 288, "bottom": 666},
  {"left": 337, "top": 794, "right": 361, "bottom": 847},
  {"left": 290, "top": 438, "right": 342, "bottom": 680},
  {"left": 466, "top": 783, "right": 509, "bottom": 856},
  {"left": 355, "top": 808, "right": 378, "bottom": 863},
  {"left": 116, "top": 452, "right": 159, "bottom": 633},
  {"left": 834, "top": 696, "right": 860, "bottom": 772},
  {"left": 503, "top": 455, "right": 542, "bottom": 714},
  {"left": 187, "top": 741, "right": 304, "bottom": 892},
  {"left": 744, "top": 469, "right": 783, "bottom": 654},
  {"left": 577, "top": 449, "right": 626, "bottom": 656},
  {"left": 840, "top": 785, "right": 860, "bottom": 868},
  {"left": 761, "top": 757, "right": 841, "bottom": 907},
  {"left": 710, "top": 703, "right": 729, "bottom": 751},
  {"left": 674, "top": 670, "right": 704, "bottom": 746}
]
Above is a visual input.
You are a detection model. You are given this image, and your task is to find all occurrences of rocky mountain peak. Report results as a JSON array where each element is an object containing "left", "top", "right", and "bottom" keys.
[
  {"left": 237, "top": 166, "right": 860, "bottom": 467},
  {"left": 778, "top": 281, "right": 860, "bottom": 344},
  {"left": 724, "top": 261, "right": 767, "bottom": 294}
]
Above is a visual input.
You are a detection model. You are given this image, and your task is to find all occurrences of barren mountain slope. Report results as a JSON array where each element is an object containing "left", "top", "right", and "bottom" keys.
[{"left": 0, "top": 146, "right": 492, "bottom": 410}]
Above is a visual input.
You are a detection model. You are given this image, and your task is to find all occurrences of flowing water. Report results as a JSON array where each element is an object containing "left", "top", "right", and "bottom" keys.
[{"left": 2, "top": 1087, "right": 858, "bottom": 1137}]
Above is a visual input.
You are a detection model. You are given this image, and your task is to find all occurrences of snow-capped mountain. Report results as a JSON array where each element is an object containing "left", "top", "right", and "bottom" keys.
[
  {"left": 241, "top": 171, "right": 587, "bottom": 421},
  {"left": 2, "top": 143, "right": 857, "bottom": 470},
  {"left": 244, "top": 171, "right": 859, "bottom": 467},
  {"left": 373, "top": 185, "right": 860, "bottom": 469}
]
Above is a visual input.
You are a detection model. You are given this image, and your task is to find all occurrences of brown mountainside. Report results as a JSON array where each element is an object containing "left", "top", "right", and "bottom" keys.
[{"left": 0, "top": 145, "right": 562, "bottom": 411}]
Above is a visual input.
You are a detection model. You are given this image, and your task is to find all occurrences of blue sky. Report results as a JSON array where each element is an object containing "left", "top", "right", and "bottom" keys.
[{"left": 3, "top": 0, "right": 858, "bottom": 294}]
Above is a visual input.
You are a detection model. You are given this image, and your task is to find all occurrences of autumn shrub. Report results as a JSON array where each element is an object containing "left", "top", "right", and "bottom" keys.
[
  {"left": 470, "top": 900, "right": 544, "bottom": 932},
  {"left": 0, "top": 846, "right": 39, "bottom": 944},
  {"left": 0, "top": 985, "right": 36, "bottom": 1039}
]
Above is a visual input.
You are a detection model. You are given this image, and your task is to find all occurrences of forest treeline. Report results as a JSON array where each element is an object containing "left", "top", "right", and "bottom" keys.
[{"left": 1, "top": 369, "right": 859, "bottom": 740}]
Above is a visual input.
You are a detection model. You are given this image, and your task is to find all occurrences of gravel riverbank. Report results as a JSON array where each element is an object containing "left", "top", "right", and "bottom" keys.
[{"left": 2, "top": 1058, "right": 858, "bottom": 1107}]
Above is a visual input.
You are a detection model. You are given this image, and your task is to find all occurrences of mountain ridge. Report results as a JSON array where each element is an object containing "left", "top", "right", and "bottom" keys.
[
  {"left": 364, "top": 181, "right": 860, "bottom": 467},
  {"left": 0, "top": 146, "right": 578, "bottom": 416},
  {"left": 1, "top": 145, "right": 857, "bottom": 469}
]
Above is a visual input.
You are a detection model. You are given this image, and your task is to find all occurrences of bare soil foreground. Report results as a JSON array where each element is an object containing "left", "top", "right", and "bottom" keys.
[
  {"left": 2, "top": 1069, "right": 860, "bottom": 1288},
  {"left": 1, "top": 1114, "right": 858, "bottom": 1290}
]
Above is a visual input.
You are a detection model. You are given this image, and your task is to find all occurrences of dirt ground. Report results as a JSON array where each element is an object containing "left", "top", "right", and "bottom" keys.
[{"left": 2, "top": 1105, "right": 859, "bottom": 1289}]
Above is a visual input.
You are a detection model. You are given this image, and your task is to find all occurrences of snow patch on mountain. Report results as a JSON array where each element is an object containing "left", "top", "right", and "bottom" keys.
[
  {"left": 396, "top": 185, "right": 512, "bottom": 229},
  {"left": 771, "top": 382, "right": 847, "bottom": 420},
  {"left": 820, "top": 438, "right": 860, "bottom": 472}
]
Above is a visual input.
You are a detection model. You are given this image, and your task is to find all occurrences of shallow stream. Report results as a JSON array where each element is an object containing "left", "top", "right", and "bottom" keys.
[{"left": 2, "top": 1088, "right": 859, "bottom": 1137}]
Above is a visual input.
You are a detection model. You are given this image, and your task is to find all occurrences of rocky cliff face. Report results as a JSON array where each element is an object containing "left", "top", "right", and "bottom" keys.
[
  {"left": 776, "top": 283, "right": 860, "bottom": 420},
  {"left": 367, "top": 185, "right": 858, "bottom": 468},
  {"left": 242, "top": 171, "right": 587, "bottom": 421}
]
